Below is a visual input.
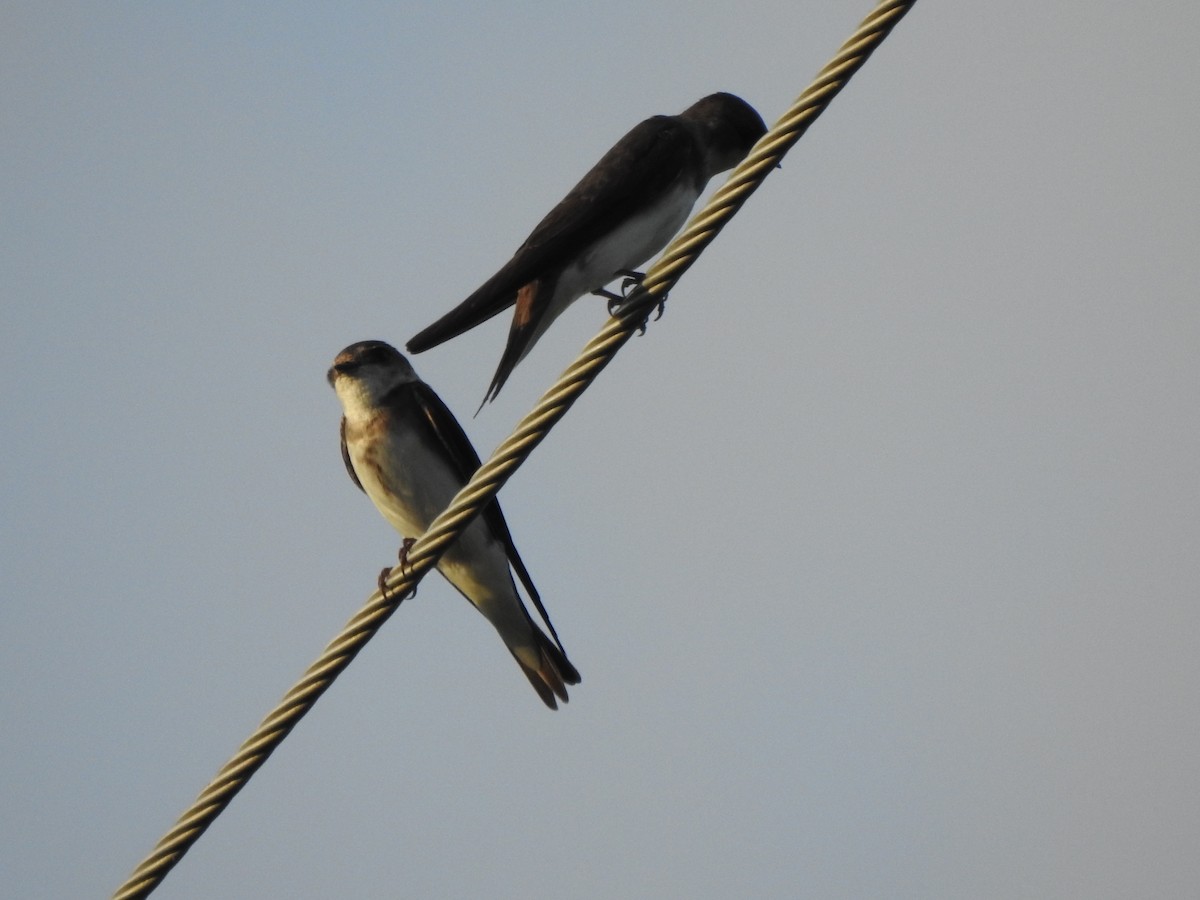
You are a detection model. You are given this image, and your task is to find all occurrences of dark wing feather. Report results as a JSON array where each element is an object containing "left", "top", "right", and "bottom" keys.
[
  {"left": 340, "top": 417, "right": 365, "bottom": 493},
  {"left": 518, "top": 116, "right": 700, "bottom": 255},
  {"left": 406, "top": 115, "right": 701, "bottom": 354},
  {"left": 400, "top": 381, "right": 567, "bottom": 652}
]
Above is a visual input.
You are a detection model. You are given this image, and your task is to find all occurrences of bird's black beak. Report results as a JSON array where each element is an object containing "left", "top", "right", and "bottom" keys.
[{"left": 327, "top": 361, "right": 356, "bottom": 386}]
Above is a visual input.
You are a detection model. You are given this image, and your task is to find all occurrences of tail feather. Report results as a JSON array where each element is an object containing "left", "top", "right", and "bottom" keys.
[
  {"left": 512, "top": 630, "right": 581, "bottom": 710},
  {"left": 477, "top": 322, "right": 531, "bottom": 412},
  {"left": 476, "top": 280, "right": 545, "bottom": 410},
  {"left": 407, "top": 257, "right": 529, "bottom": 357}
]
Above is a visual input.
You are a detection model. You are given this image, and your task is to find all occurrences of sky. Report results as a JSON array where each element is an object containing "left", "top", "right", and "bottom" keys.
[{"left": 3, "top": 2, "right": 1199, "bottom": 898}]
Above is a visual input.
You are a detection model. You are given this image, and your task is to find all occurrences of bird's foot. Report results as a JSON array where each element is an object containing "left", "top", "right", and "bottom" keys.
[
  {"left": 377, "top": 567, "right": 416, "bottom": 602},
  {"left": 628, "top": 294, "right": 668, "bottom": 335},
  {"left": 596, "top": 270, "right": 648, "bottom": 315},
  {"left": 377, "top": 537, "right": 419, "bottom": 601},
  {"left": 592, "top": 287, "right": 625, "bottom": 316},
  {"left": 616, "top": 269, "right": 645, "bottom": 297},
  {"left": 397, "top": 537, "right": 417, "bottom": 575}
]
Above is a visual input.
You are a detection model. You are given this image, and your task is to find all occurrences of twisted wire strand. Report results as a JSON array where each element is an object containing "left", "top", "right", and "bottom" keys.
[{"left": 111, "top": 2, "right": 917, "bottom": 896}]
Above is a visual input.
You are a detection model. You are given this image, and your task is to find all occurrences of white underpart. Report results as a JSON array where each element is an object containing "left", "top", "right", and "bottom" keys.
[
  {"left": 336, "top": 383, "right": 539, "bottom": 664},
  {"left": 519, "top": 180, "right": 701, "bottom": 362}
]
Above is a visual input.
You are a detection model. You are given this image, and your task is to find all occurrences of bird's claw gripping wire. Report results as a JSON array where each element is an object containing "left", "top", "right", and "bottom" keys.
[
  {"left": 377, "top": 537, "right": 418, "bottom": 601},
  {"left": 594, "top": 269, "right": 650, "bottom": 316}
]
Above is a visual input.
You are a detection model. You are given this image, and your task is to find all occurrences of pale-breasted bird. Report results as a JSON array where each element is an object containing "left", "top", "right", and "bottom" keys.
[{"left": 328, "top": 340, "right": 579, "bottom": 708}]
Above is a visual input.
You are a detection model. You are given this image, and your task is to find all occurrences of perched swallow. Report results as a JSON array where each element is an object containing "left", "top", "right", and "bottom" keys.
[
  {"left": 328, "top": 340, "right": 580, "bottom": 708},
  {"left": 407, "top": 92, "right": 767, "bottom": 406}
]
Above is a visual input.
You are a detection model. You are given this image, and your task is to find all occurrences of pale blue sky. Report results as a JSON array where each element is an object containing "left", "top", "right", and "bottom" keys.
[{"left": 4, "top": 3, "right": 1199, "bottom": 898}]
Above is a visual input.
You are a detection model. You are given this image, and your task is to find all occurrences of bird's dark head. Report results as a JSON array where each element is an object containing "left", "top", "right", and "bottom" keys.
[
  {"left": 681, "top": 92, "right": 767, "bottom": 177},
  {"left": 327, "top": 340, "right": 418, "bottom": 408}
]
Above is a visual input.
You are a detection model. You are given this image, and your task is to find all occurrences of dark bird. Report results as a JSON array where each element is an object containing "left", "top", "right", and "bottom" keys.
[{"left": 407, "top": 92, "right": 767, "bottom": 405}]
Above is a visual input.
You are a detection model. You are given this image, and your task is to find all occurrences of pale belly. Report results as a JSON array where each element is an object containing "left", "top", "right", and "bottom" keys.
[
  {"left": 527, "top": 182, "right": 699, "bottom": 351},
  {"left": 351, "top": 428, "right": 517, "bottom": 612}
]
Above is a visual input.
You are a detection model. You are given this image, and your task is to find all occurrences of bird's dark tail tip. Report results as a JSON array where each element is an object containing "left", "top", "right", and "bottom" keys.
[
  {"left": 475, "top": 347, "right": 520, "bottom": 414},
  {"left": 515, "top": 631, "right": 581, "bottom": 710},
  {"left": 404, "top": 329, "right": 439, "bottom": 356}
]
